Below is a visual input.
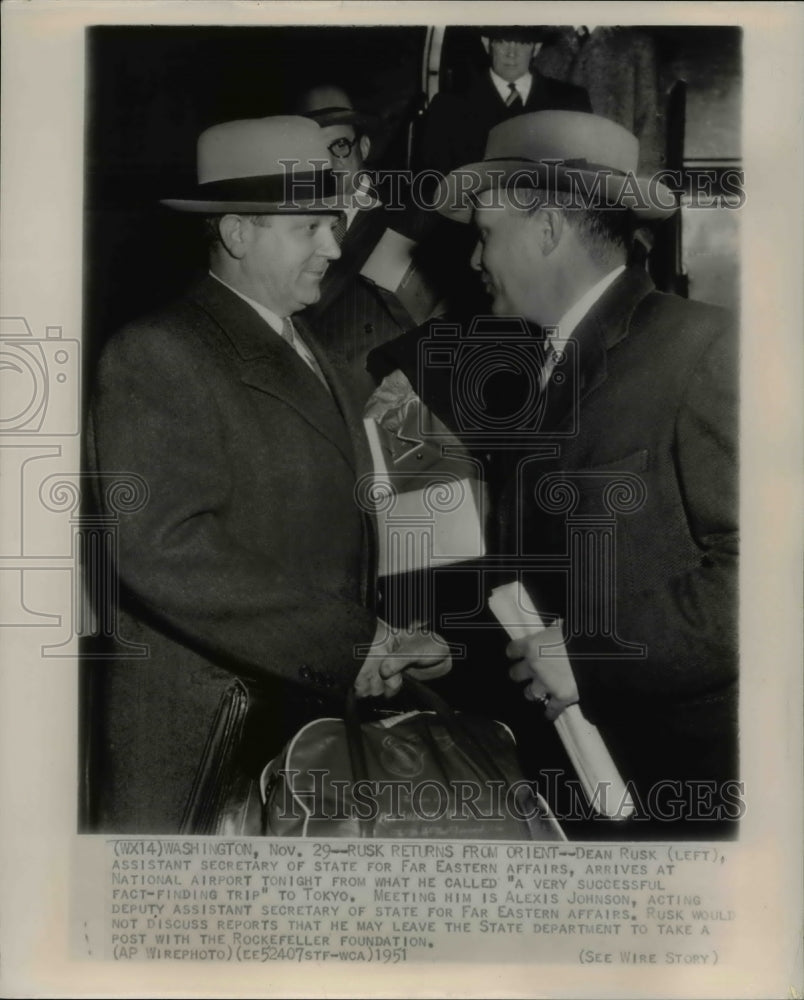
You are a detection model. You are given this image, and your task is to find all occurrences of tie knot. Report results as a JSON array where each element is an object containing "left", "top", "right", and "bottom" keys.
[{"left": 505, "top": 82, "right": 523, "bottom": 109}]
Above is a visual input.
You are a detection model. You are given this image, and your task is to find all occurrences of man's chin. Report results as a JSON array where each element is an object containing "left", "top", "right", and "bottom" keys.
[{"left": 298, "top": 279, "right": 324, "bottom": 307}]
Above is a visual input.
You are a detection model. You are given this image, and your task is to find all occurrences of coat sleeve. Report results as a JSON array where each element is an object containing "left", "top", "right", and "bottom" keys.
[
  {"left": 87, "top": 320, "right": 377, "bottom": 699},
  {"left": 572, "top": 325, "right": 738, "bottom": 703}
]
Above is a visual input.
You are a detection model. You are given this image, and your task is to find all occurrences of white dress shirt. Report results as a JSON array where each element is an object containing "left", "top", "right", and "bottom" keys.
[
  {"left": 540, "top": 265, "right": 626, "bottom": 389},
  {"left": 489, "top": 68, "right": 533, "bottom": 106},
  {"left": 344, "top": 175, "right": 380, "bottom": 229},
  {"left": 554, "top": 264, "right": 626, "bottom": 340}
]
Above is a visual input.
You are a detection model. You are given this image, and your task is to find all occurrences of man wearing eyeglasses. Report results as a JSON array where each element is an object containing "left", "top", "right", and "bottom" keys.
[{"left": 295, "top": 85, "right": 440, "bottom": 409}]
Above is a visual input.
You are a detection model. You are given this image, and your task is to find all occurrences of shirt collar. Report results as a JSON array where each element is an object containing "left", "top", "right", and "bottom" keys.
[
  {"left": 554, "top": 265, "right": 626, "bottom": 340},
  {"left": 489, "top": 67, "right": 533, "bottom": 104},
  {"left": 345, "top": 175, "right": 380, "bottom": 228},
  {"left": 209, "top": 270, "right": 286, "bottom": 336}
]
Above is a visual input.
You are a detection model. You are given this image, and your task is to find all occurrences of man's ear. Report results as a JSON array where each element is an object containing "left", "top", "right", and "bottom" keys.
[
  {"left": 359, "top": 134, "right": 371, "bottom": 163},
  {"left": 538, "top": 208, "right": 565, "bottom": 256},
  {"left": 217, "top": 214, "right": 250, "bottom": 259}
]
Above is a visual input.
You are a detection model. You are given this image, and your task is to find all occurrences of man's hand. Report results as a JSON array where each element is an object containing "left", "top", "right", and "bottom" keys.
[
  {"left": 354, "top": 623, "right": 452, "bottom": 699},
  {"left": 505, "top": 620, "right": 579, "bottom": 721}
]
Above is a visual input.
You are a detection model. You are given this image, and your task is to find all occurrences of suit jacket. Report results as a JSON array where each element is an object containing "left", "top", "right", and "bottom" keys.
[
  {"left": 84, "top": 276, "right": 378, "bottom": 832},
  {"left": 418, "top": 70, "right": 592, "bottom": 175},
  {"left": 509, "top": 269, "right": 738, "bottom": 798}
]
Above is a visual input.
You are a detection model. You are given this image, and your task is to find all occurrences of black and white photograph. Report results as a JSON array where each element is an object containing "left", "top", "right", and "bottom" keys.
[{"left": 0, "top": 2, "right": 801, "bottom": 997}]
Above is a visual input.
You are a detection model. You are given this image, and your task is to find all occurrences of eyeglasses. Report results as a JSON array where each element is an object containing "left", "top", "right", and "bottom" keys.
[{"left": 327, "top": 136, "right": 359, "bottom": 159}]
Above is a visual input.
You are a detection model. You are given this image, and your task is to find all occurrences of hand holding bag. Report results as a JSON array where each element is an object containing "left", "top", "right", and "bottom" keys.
[{"left": 260, "top": 676, "right": 564, "bottom": 840}]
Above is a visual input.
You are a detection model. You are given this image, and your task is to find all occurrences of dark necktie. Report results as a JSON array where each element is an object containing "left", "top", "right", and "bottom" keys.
[{"left": 505, "top": 82, "right": 524, "bottom": 113}]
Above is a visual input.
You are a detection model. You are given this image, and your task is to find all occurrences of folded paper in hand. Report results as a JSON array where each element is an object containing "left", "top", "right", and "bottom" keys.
[{"left": 489, "top": 582, "right": 636, "bottom": 820}]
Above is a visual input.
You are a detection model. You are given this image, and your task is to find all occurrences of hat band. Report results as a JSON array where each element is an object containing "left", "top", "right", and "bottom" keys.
[
  {"left": 195, "top": 168, "right": 338, "bottom": 206},
  {"left": 484, "top": 156, "right": 628, "bottom": 178}
]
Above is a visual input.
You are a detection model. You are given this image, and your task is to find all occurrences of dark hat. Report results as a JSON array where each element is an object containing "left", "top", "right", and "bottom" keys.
[
  {"left": 294, "top": 84, "right": 377, "bottom": 132},
  {"left": 161, "top": 116, "right": 340, "bottom": 214},
  {"left": 436, "top": 111, "right": 676, "bottom": 222},
  {"left": 481, "top": 25, "right": 560, "bottom": 45}
]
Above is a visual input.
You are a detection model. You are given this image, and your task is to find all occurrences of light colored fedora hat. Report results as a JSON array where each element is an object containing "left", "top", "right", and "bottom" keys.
[
  {"left": 161, "top": 115, "right": 340, "bottom": 213},
  {"left": 294, "top": 84, "right": 377, "bottom": 131},
  {"left": 435, "top": 111, "right": 677, "bottom": 222}
]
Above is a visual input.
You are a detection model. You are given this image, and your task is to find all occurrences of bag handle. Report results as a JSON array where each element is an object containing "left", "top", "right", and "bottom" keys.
[{"left": 344, "top": 675, "right": 517, "bottom": 838}]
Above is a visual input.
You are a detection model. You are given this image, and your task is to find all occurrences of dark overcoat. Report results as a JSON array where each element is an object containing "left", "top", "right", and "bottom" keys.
[
  {"left": 84, "top": 276, "right": 377, "bottom": 833},
  {"left": 417, "top": 71, "right": 592, "bottom": 175}
]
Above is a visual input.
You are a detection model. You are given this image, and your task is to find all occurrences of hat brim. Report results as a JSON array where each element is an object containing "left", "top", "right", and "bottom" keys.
[
  {"left": 434, "top": 159, "right": 677, "bottom": 222},
  {"left": 160, "top": 198, "right": 342, "bottom": 214},
  {"left": 481, "top": 26, "right": 560, "bottom": 44},
  {"left": 160, "top": 168, "right": 343, "bottom": 214}
]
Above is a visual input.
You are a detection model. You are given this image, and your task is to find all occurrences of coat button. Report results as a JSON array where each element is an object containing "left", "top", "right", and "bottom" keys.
[
  {"left": 364, "top": 323, "right": 374, "bottom": 335},
  {"left": 299, "top": 665, "right": 312, "bottom": 681}
]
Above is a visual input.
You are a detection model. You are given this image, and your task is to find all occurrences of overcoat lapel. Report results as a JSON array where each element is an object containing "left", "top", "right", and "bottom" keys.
[
  {"left": 188, "top": 276, "right": 356, "bottom": 470},
  {"left": 299, "top": 317, "right": 379, "bottom": 610},
  {"left": 540, "top": 268, "right": 655, "bottom": 433}
]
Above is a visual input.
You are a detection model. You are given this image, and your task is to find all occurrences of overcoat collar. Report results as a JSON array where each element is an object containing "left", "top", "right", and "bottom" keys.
[
  {"left": 542, "top": 267, "right": 655, "bottom": 430},
  {"left": 187, "top": 275, "right": 360, "bottom": 471}
]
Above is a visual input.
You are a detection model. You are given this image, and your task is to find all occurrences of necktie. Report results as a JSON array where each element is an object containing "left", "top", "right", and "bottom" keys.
[
  {"left": 332, "top": 212, "right": 348, "bottom": 247},
  {"left": 281, "top": 317, "right": 330, "bottom": 391},
  {"left": 539, "top": 330, "right": 561, "bottom": 392},
  {"left": 505, "top": 82, "right": 523, "bottom": 112}
]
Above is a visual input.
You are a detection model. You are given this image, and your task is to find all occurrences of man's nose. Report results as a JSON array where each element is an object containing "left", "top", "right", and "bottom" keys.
[
  {"left": 319, "top": 221, "right": 342, "bottom": 260},
  {"left": 470, "top": 240, "right": 483, "bottom": 272}
]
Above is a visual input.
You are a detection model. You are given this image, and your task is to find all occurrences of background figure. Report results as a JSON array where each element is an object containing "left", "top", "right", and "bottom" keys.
[
  {"left": 84, "top": 117, "right": 449, "bottom": 833},
  {"left": 295, "top": 84, "right": 440, "bottom": 409},
  {"left": 410, "top": 26, "right": 592, "bottom": 329},
  {"left": 416, "top": 26, "right": 591, "bottom": 176}
]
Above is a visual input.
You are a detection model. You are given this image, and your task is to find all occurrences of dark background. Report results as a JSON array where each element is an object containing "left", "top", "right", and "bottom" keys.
[{"left": 84, "top": 24, "right": 741, "bottom": 387}]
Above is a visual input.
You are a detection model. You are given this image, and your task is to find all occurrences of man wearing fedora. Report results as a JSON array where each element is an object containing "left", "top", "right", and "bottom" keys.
[
  {"left": 436, "top": 111, "right": 738, "bottom": 832},
  {"left": 85, "top": 116, "right": 449, "bottom": 833},
  {"left": 418, "top": 26, "right": 591, "bottom": 177}
]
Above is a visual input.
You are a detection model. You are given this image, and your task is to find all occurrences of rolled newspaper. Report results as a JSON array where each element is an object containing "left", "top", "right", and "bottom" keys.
[{"left": 488, "top": 582, "right": 635, "bottom": 820}]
